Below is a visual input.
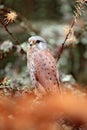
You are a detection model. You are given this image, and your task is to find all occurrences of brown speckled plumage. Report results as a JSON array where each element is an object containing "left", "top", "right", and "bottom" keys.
[{"left": 27, "top": 36, "right": 60, "bottom": 94}]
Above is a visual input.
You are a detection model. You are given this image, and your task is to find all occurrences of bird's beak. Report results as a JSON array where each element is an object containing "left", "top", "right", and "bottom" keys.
[{"left": 29, "top": 41, "right": 35, "bottom": 46}]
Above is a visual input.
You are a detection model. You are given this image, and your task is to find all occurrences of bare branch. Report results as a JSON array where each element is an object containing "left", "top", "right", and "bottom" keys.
[
  {"left": 56, "top": 0, "right": 86, "bottom": 63},
  {"left": 0, "top": 18, "right": 20, "bottom": 45},
  {"left": 56, "top": 20, "right": 75, "bottom": 62}
]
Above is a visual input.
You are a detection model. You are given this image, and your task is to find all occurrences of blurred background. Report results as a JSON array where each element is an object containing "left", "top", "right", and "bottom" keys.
[{"left": 0, "top": 0, "right": 87, "bottom": 89}]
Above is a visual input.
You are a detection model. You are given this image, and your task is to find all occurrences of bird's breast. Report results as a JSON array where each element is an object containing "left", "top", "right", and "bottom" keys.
[{"left": 33, "top": 50, "right": 59, "bottom": 90}]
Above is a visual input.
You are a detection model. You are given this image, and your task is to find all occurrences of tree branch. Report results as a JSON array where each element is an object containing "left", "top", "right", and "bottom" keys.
[
  {"left": 56, "top": 20, "right": 75, "bottom": 62},
  {"left": 0, "top": 18, "right": 20, "bottom": 45}
]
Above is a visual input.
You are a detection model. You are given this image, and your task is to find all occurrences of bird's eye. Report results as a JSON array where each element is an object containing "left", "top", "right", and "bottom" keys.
[{"left": 36, "top": 40, "right": 40, "bottom": 43}]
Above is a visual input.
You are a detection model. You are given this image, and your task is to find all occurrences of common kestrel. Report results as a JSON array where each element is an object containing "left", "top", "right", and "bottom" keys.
[{"left": 27, "top": 36, "right": 60, "bottom": 95}]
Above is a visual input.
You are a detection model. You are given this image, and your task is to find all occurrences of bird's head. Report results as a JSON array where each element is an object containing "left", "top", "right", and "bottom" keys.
[{"left": 28, "top": 36, "right": 48, "bottom": 50}]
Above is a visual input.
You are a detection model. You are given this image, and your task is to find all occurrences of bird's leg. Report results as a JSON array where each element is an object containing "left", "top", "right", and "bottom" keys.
[
  {"left": 36, "top": 82, "right": 47, "bottom": 95},
  {"left": 34, "top": 81, "right": 46, "bottom": 98},
  {"left": 34, "top": 81, "right": 40, "bottom": 96},
  {"left": 56, "top": 70, "right": 62, "bottom": 94}
]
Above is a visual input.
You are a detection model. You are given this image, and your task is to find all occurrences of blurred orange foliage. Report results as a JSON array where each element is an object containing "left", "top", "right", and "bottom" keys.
[{"left": 0, "top": 86, "right": 87, "bottom": 130}]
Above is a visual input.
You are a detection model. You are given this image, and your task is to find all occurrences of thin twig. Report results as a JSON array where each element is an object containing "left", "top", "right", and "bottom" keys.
[
  {"left": 17, "top": 13, "right": 40, "bottom": 34},
  {"left": 0, "top": 7, "right": 39, "bottom": 34},
  {"left": 0, "top": 18, "right": 20, "bottom": 45},
  {"left": 57, "top": 0, "right": 86, "bottom": 63},
  {"left": 56, "top": 20, "right": 75, "bottom": 62}
]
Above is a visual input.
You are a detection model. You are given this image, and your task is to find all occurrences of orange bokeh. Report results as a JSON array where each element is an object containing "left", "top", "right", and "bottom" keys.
[{"left": 0, "top": 86, "right": 87, "bottom": 130}]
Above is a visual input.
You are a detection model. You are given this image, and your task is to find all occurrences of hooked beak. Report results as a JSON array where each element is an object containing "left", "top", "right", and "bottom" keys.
[{"left": 29, "top": 41, "right": 35, "bottom": 46}]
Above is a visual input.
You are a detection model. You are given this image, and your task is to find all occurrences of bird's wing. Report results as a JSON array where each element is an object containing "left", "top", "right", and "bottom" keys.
[{"left": 34, "top": 49, "right": 60, "bottom": 91}]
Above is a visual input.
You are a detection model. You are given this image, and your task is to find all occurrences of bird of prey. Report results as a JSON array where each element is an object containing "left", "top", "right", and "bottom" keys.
[{"left": 27, "top": 36, "right": 60, "bottom": 95}]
